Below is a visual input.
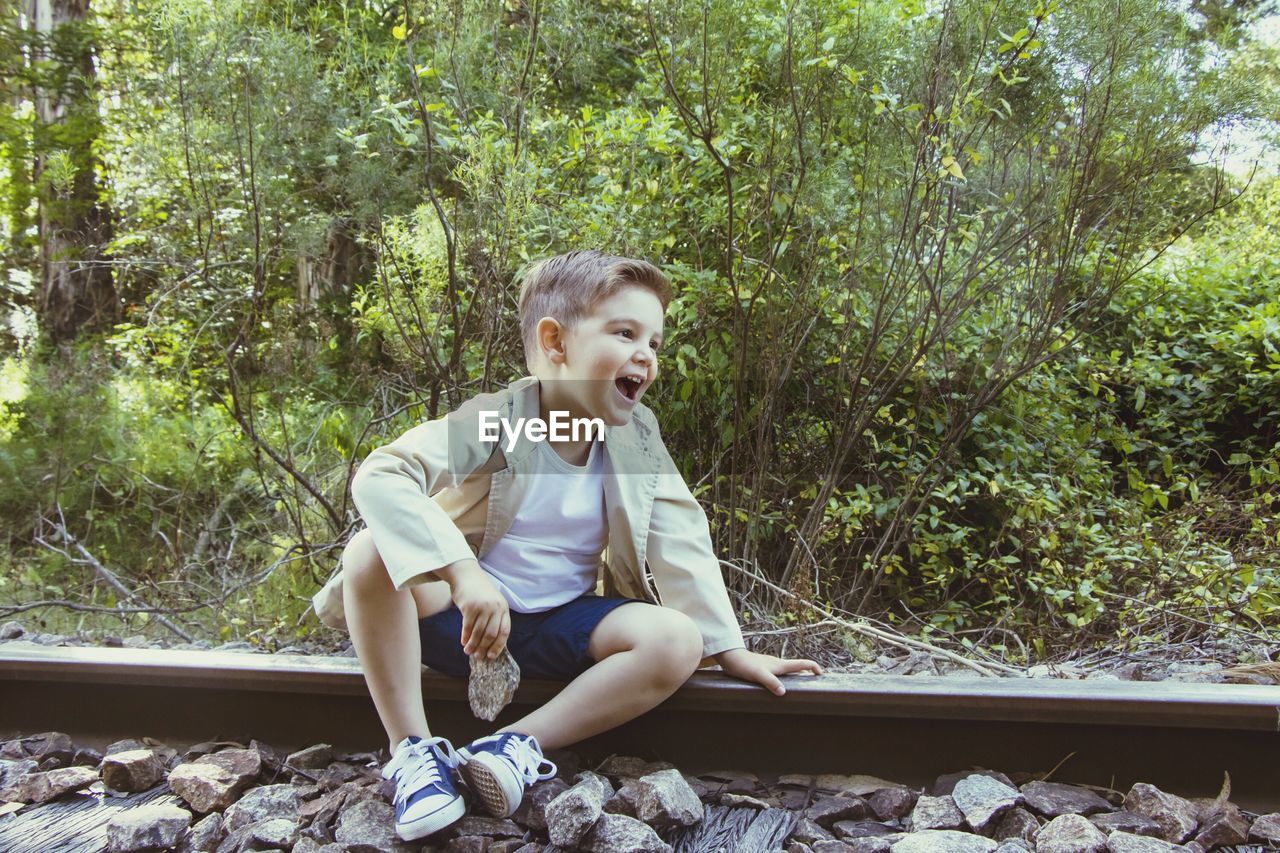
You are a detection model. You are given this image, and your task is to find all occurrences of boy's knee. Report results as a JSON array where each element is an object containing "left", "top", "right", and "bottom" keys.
[
  {"left": 647, "top": 609, "right": 704, "bottom": 680},
  {"left": 341, "top": 529, "right": 389, "bottom": 589}
]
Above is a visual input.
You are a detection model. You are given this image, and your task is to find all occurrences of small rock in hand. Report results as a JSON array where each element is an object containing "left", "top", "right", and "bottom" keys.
[{"left": 469, "top": 646, "right": 521, "bottom": 721}]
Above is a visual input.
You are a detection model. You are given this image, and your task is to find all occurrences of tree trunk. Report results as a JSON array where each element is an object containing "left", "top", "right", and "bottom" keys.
[
  {"left": 297, "top": 217, "right": 365, "bottom": 311},
  {"left": 24, "top": 0, "right": 117, "bottom": 345},
  {"left": 296, "top": 217, "right": 363, "bottom": 360}
]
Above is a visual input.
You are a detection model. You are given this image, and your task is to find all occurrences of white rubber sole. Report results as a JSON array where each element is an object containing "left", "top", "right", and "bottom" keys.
[
  {"left": 394, "top": 791, "right": 466, "bottom": 841},
  {"left": 458, "top": 753, "right": 520, "bottom": 818}
]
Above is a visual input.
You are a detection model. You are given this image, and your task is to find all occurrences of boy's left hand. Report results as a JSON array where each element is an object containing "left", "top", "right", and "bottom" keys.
[{"left": 713, "top": 648, "right": 823, "bottom": 696}]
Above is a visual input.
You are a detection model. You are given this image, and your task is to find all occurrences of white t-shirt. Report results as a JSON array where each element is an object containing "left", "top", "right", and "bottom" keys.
[{"left": 478, "top": 437, "right": 608, "bottom": 613}]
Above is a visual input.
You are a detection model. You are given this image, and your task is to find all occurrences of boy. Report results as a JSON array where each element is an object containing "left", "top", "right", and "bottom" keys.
[{"left": 311, "top": 249, "right": 822, "bottom": 841}]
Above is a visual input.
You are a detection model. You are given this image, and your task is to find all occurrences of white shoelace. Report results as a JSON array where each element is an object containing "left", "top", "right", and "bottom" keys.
[
  {"left": 496, "top": 734, "right": 557, "bottom": 785},
  {"left": 383, "top": 737, "right": 461, "bottom": 803}
]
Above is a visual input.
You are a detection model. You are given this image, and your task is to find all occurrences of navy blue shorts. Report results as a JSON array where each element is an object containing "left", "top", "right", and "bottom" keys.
[{"left": 418, "top": 594, "right": 652, "bottom": 681}]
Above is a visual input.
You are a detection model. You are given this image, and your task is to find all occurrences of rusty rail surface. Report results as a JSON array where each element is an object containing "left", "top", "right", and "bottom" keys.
[{"left": 2, "top": 643, "right": 1278, "bottom": 812}]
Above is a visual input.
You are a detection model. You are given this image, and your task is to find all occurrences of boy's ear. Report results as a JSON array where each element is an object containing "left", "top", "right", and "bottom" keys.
[{"left": 536, "top": 316, "right": 567, "bottom": 364}]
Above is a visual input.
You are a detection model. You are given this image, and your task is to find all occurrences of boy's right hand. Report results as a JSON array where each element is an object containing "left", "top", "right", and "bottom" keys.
[{"left": 439, "top": 560, "right": 510, "bottom": 661}]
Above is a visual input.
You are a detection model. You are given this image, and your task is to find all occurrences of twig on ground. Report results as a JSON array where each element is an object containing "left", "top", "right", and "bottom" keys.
[
  {"left": 0, "top": 599, "right": 207, "bottom": 618},
  {"left": 36, "top": 508, "right": 194, "bottom": 643},
  {"left": 720, "top": 559, "right": 1024, "bottom": 677}
]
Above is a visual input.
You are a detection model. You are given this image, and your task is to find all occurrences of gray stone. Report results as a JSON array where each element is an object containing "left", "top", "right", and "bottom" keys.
[
  {"left": 1192, "top": 802, "right": 1248, "bottom": 849},
  {"left": 721, "top": 791, "right": 774, "bottom": 808},
  {"left": 1036, "top": 813, "right": 1108, "bottom": 852},
  {"left": 315, "top": 761, "right": 361, "bottom": 792},
  {"left": 596, "top": 755, "right": 649, "bottom": 779},
  {"left": 106, "top": 803, "right": 191, "bottom": 852},
  {"left": 1123, "top": 783, "right": 1199, "bottom": 844},
  {"left": 545, "top": 775, "right": 607, "bottom": 848},
  {"left": 107, "top": 739, "right": 150, "bottom": 756},
  {"left": 1090, "top": 810, "right": 1164, "bottom": 837},
  {"left": 511, "top": 777, "right": 570, "bottom": 830},
  {"left": 867, "top": 787, "right": 915, "bottom": 821},
  {"left": 603, "top": 781, "right": 640, "bottom": 817},
  {"left": 102, "top": 749, "right": 166, "bottom": 793},
  {"left": 444, "top": 837, "right": 490, "bottom": 852},
  {"left": 0, "top": 620, "right": 24, "bottom": 639},
  {"left": 223, "top": 783, "right": 301, "bottom": 832},
  {"left": 489, "top": 841, "right": 532, "bottom": 853},
  {"left": 0, "top": 758, "right": 38, "bottom": 789},
  {"left": 449, "top": 816, "right": 523, "bottom": 838},
  {"left": 989, "top": 806, "right": 1040, "bottom": 844},
  {"left": 31, "top": 633, "right": 69, "bottom": 645},
  {"left": 9, "top": 765, "right": 98, "bottom": 804},
  {"left": 334, "top": 799, "right": 415, "bottom": 852},
  {"left": 839, "top": 839, "right": 896, "bottom": 853},
  {"left": 932, "top": 769, "right": 1015, "bottom": 796},
  {"left": 699, "top": 768, "right": 762, "bottom": 794},
  {"left": 1248, "top": 812, "right": 1280, "bottom": 845},
  {"left": 288, "top": 837, "right": 327, "bottom": 853},
  {"left": 578, "top": 812, "right": 672, "bottom": 852},
  {"left": 21, "top": 732, "right": 75, "bottom": 765},
  {"left": 952, "top": 774, "right": 1023, "bottom": 831},
  {"left": 571, "top": 770, "right": 615, "bottom": 800},
  {"left": 812, "top": 842, "right": 859, "bottom": 853},
  {"left": 1021, "top": 780, "right": 1115, "bottom": 817},
  {"left": 285, "top": 744, "right": 333, "bottom": 770},
  {"left": 811, "top": 774, "right": 897, "bottom": 798},
  {"left": 907, "top": 794, "right": 964, "bottom": 831},
  {"left": 72, "top": 746, "right": 104, "bottom": 768},
  {"left": 249, "top": 817, "right": 298, "bottom": 849},
  {"left": 168, "top": 763, "right": 247, "bottom": 814},
  {"left": 806, "top": 795, "right": 870, "bottom": 827},
  {"left": 791, "top": 817, "right": 836, "bottom": 843},
  {"left": 832, "top": 820, "right": 901, "bottom": 840},
  {"left": 179, "top": 812, "right": 225, "bottom": 853},
  {"left": 304, "top": 780, "right": 378, "bottom": 830},
  {"left": 993, "top": 841, "right": 1033, "bottom": 852},
  {"left": 195, "top": 750, "right": 253, "bottom": 778},
  {"left": 468, "top": 646, "right": 521, "bottom": 721},
  {"left": 632, "top": 767, "right": 702, "bottom": 828},
  {"left": 1106, "top": 830, "right": 1198, "bottom": 851},
  {"left": 890, "top": 829, "right": 998, "bottom": 851}
]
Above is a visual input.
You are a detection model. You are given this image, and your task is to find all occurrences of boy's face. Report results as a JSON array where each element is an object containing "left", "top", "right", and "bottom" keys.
[{"left": 540, "top": 285, "right": 664, "bottom": 426}]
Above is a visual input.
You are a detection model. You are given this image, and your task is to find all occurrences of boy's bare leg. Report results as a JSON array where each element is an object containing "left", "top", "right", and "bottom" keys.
[
  {"left": 342, "top": 529, "right": 451, "bottom": 754},
  {"left": 496, "top": 604, "right": 703, "bottom": 751}
]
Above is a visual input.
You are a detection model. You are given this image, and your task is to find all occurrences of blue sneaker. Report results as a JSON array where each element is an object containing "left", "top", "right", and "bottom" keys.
[
  {"left": 381, "top": 735, "right": 466, "bottom": 840},
  {"left": 456, "top": 731, "right": 558, "bottom": 818}
]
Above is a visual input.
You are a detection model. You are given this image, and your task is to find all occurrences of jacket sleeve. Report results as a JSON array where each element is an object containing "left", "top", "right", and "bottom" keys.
[
  {"left": 349, "top": 396, "right": 498, "bottom": 590},
  {"left": 643, "top": 412, "right": 747, "bottom": 658}
]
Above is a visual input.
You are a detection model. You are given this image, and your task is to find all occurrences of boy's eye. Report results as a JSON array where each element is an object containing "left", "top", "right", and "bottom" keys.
[{"left": 617, "top": 329, "right": 634, "bottom": 339}]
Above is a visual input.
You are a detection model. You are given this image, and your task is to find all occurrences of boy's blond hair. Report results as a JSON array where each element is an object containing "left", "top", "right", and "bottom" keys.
[{"left": 517, "top": 249, "right": 672, "bottom": 371}]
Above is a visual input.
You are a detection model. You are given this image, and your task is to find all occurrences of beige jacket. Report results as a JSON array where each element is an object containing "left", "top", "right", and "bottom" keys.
[{"left": 312, "top": 376, "right": 746, "bottom": 659}]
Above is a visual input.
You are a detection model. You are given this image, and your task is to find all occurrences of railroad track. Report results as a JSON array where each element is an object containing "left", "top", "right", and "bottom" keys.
[{"left": 1, "top": 643, "right": 1278, "bottom": 850}]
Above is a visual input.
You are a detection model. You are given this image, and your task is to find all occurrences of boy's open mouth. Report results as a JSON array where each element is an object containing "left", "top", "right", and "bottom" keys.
[{"left": 615, "top": 375, "right": 643, "bottom": 402}]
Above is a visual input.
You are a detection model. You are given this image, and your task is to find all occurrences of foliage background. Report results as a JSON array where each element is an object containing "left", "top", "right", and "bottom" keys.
[{"left": 0, "top": 0, "right": 1277, "bottom": 667}]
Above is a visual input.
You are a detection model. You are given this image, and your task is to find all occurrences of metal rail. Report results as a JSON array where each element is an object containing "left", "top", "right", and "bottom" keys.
[{"left": 2, "top": 643, "right": 1278, "bottom": 812}]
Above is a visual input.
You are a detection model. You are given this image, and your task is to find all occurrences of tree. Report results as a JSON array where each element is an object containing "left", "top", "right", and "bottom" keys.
[{"left": 23, "top": 0, "right": 116, "bottom": 345}]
